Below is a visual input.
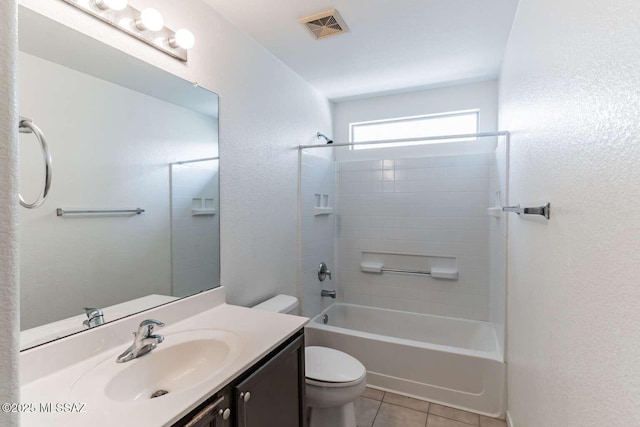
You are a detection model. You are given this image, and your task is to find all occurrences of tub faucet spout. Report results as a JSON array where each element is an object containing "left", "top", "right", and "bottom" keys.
[{"left": 321, "top": 290, "right": 336, "bottom": 299}]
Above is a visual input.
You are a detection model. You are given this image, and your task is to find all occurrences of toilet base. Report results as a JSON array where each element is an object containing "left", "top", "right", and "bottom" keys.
[{"left": 309, "top": 402, "right": 356, "bottom": 427}]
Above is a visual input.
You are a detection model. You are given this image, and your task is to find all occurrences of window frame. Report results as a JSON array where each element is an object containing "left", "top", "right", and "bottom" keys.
[{"left": 348, "top": 109, "right": 480, "bottom": 150}]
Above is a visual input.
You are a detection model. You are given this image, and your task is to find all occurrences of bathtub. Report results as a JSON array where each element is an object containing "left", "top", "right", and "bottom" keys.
[{"left": 304, "top": 303, "right": 505, "bottom": 417}]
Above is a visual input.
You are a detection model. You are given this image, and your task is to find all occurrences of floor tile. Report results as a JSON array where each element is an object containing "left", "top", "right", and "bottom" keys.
[
  {"left": 427, "top": 414, "right": 476, "bottom": 427},
  {"left": 355, "top": 397, "right": 381, "bottom": 427},
  {"left": 429, "top": 404, "right": 479, "bottom": 425},
  {"left": 372, "top": 402, "right": 428, "bottom": 427},
  {"left": 362, "top": 387, "right": 385, "bottom": 401},
  {"left": 479, "top": 415, "right": 507, "bottom": 427},
  {"left": 382, "top": 392, "right": 431, "bottom": 413}
]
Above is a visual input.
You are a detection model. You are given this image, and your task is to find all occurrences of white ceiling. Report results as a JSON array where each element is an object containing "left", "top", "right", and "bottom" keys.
[{"left": 204, "top": 0, "right": 519, "bottom": 101}]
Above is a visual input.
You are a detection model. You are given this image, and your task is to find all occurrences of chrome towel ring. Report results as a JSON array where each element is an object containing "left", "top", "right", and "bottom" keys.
[{"left": 19, "top": 117, "right": 52, "bottom": 209}]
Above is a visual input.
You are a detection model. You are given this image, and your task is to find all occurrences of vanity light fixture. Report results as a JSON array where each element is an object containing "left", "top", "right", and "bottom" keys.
[
  {"left": 169, "top": 29, "right": 196, "bottom": 50},
  {"left": 136, "top": 8, "right": 165, "bottom": 32},
  {"left": 60, "top": 0, "right": 194, "bottom": 61},
  {"left": 94, "top": 0, "right": 128, "bottom": 11}
]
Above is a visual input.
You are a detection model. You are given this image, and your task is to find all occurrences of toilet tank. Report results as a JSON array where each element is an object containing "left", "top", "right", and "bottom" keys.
[{"left": 252, "top": 294, "right": 299, "bottom": 314}]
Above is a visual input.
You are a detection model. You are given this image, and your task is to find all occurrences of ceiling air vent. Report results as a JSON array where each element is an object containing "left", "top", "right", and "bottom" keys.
[{"left": 299, "top": 9, "right": 349, "bottom": 40}]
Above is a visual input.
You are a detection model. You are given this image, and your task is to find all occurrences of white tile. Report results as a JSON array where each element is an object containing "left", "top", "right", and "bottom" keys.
[
  {"left": 332, "top": 156, "right": 494, "bottom": 321},
  {"left": 339, "top": 160, "right": 373, "bottom": 172}
]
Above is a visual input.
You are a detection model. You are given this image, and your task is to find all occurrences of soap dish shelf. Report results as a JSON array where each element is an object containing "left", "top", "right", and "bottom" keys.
[
  {"left": 192, "top": 209, "right": 217, "bottom": 216},
  {"left": 314, "top": 207, "right": 333, "bottom": 216}
]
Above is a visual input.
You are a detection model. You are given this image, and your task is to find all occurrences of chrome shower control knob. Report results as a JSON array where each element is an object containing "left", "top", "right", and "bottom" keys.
[
  {"left": 240, "top": 392, "right": 251, "bottom": 402},
  {"left": 318, "top": 262, "right": 332, "bottom": 281}
]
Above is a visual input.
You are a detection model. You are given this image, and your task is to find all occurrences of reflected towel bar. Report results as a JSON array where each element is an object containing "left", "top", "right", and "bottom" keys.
[{"left": 56, "top": 208, "right": 145, "bottom": 217}]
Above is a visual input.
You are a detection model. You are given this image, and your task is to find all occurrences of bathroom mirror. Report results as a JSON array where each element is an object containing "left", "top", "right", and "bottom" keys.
[{"left": 18, "top": 7, "right": 220, "bottom": 350}]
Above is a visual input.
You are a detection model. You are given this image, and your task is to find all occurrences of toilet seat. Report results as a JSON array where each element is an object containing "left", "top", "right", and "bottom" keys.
[{"left": 305, "top": 346, "right": 366, "bottom": 387}]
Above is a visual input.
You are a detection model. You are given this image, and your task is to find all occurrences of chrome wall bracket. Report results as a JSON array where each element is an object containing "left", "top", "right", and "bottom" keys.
[{"left": 503, "top": 203, "right": 551, "bottom": 219}]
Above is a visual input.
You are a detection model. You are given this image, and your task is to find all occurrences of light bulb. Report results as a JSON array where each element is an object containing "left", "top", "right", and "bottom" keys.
[
  {"left": 94, "top": 0, "right": 128, "bottom": 11},
  {"left": 169, "top": 29, "right": 195, "bottom": 50},
  {"left": 136, "top": 8, "right": 164, "bottom": 31}
]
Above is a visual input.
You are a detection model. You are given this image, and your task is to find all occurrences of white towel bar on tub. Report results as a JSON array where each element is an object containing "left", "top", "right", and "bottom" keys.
[{"left": 381, "top": 268, "right": 431, "bottom": 276}]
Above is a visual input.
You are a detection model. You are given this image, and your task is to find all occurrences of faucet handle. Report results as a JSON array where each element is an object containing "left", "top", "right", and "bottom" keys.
[
  {"left": 149, "top": 334, "right": 165, "bottom": 344},
  {"left": 318, "top": 262, "right": 332, "bottom": 281},
  {"left": 83, "top": 307, "right": 105, "bottom": 329},
  {"left": 139, "top": 319, "right": 165, "bottom": 328},
  {"left": 136, "top": 319, "right": 165, "bottom": 337},
  {"left": 83, "top": 307, "right": 103, "bottom": 317}
]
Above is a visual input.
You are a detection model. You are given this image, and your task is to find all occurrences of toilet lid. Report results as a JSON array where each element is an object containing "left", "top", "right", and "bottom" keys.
[{"left": 305, "top": 346, "right": 366, "bottom": 383}]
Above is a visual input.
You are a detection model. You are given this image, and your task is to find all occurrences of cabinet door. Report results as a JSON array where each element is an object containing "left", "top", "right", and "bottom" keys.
[{"left": 234, "top": 335, "right": 305, "bottom": 427}]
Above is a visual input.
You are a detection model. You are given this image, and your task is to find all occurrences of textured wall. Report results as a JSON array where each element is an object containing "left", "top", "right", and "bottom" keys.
[
  {"left": 16, "top": 0, "right": 331, "bottom": 307},
  {"left": 499, "top": 0, "right": 640, "bottom": 425},
  {"left": 333, "top": 80, "right": 499, "bottom": 150},
  {"left": 0, "top": 0, "right": 19, "bottom": 424}
]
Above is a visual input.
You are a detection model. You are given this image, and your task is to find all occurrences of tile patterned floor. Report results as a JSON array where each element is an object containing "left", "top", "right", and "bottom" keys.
[{"left": 355, "top": 388, "right": 507, "bottom": 427}]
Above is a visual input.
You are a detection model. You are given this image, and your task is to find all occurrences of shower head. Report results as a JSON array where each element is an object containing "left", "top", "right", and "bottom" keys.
[{"left": 317, "top": 132, "right": 333, "bottom": 144}]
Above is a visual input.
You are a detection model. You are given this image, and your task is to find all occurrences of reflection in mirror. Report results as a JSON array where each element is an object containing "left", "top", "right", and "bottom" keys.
[
  {"left": 18, "top": 8, "right": 220, "bottom": 350},
  {"left": 171, "top": 158, "right": 220, "bottom": 298}
]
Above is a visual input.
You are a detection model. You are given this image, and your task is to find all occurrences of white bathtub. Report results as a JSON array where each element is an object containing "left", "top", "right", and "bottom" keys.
[{"left": 305, "top": 303, "right": 505, "bottom": 417}]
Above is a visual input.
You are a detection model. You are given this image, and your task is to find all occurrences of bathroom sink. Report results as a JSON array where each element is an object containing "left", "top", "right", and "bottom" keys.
[{"left": 71, "top": 329, "right": 242, "bottom": 403}]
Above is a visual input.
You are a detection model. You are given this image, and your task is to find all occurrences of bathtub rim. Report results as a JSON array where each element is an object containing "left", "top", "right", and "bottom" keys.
[{"left": 306, "top": 302, "right": 504, "bottom": 363}]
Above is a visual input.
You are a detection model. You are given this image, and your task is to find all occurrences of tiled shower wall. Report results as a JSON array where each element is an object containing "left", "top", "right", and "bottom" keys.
[
  {"left": 336, "top": 153, "right": 493, "bottom": 321},
  {"left": 300, "top": 152, "right": 336, "bottom": 317},
  {"left": 171, "top": 161, "right": 220, "bottom": 298}
]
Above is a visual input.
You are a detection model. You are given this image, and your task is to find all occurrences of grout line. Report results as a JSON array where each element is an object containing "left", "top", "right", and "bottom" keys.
[
  {"left": 370, "top": 398, "right": 383, "bottom": 427},
  {"left": 382, "top": 400, "right": 430, "bottom": 414},
  {"left": 426, "top": 411, "right": 480, "bottom": 426},
  {"left": 361, "top": 392, "right": 503, "bottom": 427}
]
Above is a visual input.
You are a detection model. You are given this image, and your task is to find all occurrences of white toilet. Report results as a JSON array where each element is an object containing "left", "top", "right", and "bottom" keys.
[{"left": 252, "top": 295, "right": 367, "bottom": 427}]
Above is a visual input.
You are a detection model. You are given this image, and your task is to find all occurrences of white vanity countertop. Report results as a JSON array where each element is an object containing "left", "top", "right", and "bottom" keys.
[{"left": 20, "top": 288, "right": 308, "bottom": 426}]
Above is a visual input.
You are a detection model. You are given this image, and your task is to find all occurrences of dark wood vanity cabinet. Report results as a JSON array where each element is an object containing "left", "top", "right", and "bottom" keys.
[
  {"left": 173, "top": 331, "right": 305, "bottom": 427},
  {"left": 234, "top": 333, "right": 305, "bottom": 427},
  {"left": 174, "top": 387, "right": 233, "bottom": 427}
]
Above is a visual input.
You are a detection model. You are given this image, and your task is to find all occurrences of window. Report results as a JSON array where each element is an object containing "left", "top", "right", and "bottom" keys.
[{"left": 349, "top": 110, "right": 479, "bottom": 150}]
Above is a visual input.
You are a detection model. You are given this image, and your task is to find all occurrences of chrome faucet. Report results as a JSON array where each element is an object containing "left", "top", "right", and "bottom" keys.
[
  {"left": 321, "top": 290, "right": 336, "bottom": 299},
  {"left": 83, "top": 307, "right": 105, "bottom": 329},
  {"left": 116, "top": 319, "right": 165, "bottom": 363}
]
